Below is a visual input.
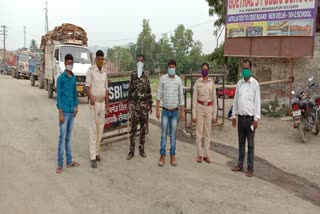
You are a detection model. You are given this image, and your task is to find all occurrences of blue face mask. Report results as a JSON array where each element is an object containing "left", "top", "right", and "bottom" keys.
[{"left": 168, "top": 68, "right": 175, "bottom": 76}]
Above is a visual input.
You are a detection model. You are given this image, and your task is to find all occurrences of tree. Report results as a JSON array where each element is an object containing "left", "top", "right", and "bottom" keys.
[
  {"left": 171, "top": 25, "right": 194, "bottom": 73},
  {"left": 106, "top": 46, "right": 135, "bottom": 71},
  {"left": 187, "top": 41, "right": 206, "bottom": 72},
  {"left": 206, "top": 0, "right": 238, "bottom": 82},
  {"left": 205, "top": 0, "right": 226, "bottom": 28},
  {"left": 136, "top": 19, "right": 157, "bottom": 72},
  {"left": 30, "top": 39, "right": 38, "bottom": 51},
  {"left": 208, "top": 42, "right": 238, "bottom": 83},
  {"left": 154, "top": 34, "right": 174, "bottom": 72}
]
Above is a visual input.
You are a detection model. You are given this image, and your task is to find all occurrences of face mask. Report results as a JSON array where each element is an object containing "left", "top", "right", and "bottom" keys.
[
  {"left": 168, "top": 68, "right": 175, "bottom": 76},
  {"left": 201, "top": 69, "right": 208, "bottom": 77},
  {"left": 137, "top": 61, "right": 144, "bottom": 78},
  {"left": 66, "top": 65, "right": 73, "bottom": 71},
  {"left": 97, "top": 60, "right": 104, "bottom": 68},
  {"left": 241, "top": 69, "right": 251, "bottom": 78}
]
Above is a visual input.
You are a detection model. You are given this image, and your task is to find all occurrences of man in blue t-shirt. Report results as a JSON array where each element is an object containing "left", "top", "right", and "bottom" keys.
[{"left": 56, "top": 54, "right": 80, "bottom": 173}]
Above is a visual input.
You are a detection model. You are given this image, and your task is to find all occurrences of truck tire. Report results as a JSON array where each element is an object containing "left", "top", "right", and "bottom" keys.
[
  {"left": 31, "top": 75, "right": 36, "bottom": 86},
  {"left": 38, "top": 75, "right": 44, "bottom": 89},
  {"left": 48, "top": 82, "right": 53, "bottom": 98},
  {"left": 11, "top": 70, "right": 15, "bottom": 78},
  {"left": 16, "top": 72, "right": 20, "bottom": 79},
  {"left": 44, "top": 80, "right": 48, "bottom": 91}
]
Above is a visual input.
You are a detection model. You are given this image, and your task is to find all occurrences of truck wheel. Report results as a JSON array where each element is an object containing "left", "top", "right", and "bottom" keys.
[
  {"left": 16, "top": 72, "right": 20, "bottom": 79},
  {"left": 38, "top": 75, "right": 44, "bottom": 89},
  {"left": 48, "top": 82, "right": 53, "bottom": 98},
  {"left": 44, "top": 80, "right": 48, "bottom": 91},
  {"left": 31, "top": 75, "right": 36, "bottom": 86},
  {"left": 11, "top": 70, "right": 15, "bottom": 78}
]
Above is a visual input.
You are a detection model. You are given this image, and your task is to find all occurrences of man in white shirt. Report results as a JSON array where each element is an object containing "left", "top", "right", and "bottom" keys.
[{"left": 231, "top": 59, "right": 261, "bottom": 177}]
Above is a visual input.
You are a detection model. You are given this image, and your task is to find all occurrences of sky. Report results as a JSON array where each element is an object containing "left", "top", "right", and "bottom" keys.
[{"left": 0, "top": 0, "right": 223, "bottom": 54}]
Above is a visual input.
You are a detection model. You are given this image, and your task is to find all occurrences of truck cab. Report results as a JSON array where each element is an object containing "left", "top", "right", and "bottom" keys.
[
  {"left": 16, "top": 53, "right": 31, "bottom": 79},
  {"left": 45, "top": 40, "right": 91, "bottom": 98}
]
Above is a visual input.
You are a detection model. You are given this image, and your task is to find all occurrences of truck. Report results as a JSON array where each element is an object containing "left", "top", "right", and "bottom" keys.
[
  {"left": 41, "top": 23, "right": 91, "bottom": 98},
  {"left": 28, "top": 49, "right": 44, "bottom": 87},
  {"left": 13, "top": 49, "right": 32, "bottom": 79},
  {"left": 29, "top": 56, "right": 43, "bottom": 87}
]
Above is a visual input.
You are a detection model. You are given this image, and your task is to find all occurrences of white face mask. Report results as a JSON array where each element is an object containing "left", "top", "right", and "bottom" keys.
[
  {"left": 168, "top": 68, "right": 175, "bottom": 76},
  {"left": 66, "top": 65, "right": 73, "bottom": 71},
  {"left": 137, "top": 61, "right": 144, "bottom": 78}
]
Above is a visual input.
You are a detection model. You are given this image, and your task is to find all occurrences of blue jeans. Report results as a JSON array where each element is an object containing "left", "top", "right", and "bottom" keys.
[
  {"left": 160, "top": 109, "right": 179, "bottom": 156},
  {"left": 57, "top": 112, "right": 74, "bottom": 167}
]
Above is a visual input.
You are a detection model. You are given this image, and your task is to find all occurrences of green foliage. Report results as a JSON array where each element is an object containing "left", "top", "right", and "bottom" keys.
[
  {"left": 106, "top": 46, "right": 136, "bottom": 71},
  {"left": 261, "top": 97, "right": 289, "bottom": 117},
  {"left": 106, "top": 19, "right": 206, "bottom": 74},
  {"left": 208, "top": 43, "right": 238, "bottom": 83},
  {"left": 30, "top": 39, "right": 38, "bottom": 51},
  {"left": 205, "top": 0, "right": 226, "bottom": 28}
]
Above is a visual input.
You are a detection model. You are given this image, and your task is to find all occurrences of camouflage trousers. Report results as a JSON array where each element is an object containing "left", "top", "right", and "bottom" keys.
[{"left": 129, "top": 102, "right": 149, "bottom": 152}]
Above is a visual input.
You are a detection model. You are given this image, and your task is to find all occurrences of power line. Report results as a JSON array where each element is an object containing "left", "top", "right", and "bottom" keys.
[{"left": 0, "top": 25, "right": 8, "bottom": 62}]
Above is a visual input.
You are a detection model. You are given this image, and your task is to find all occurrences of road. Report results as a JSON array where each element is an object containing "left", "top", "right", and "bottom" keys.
[{"left": 0, "top": 75, "right": 320, "bottom": 214}]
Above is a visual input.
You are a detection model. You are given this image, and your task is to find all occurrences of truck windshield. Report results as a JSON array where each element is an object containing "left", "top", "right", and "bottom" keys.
[
  {"left": 19, "top": 55, "right": 29, "bottom": 63},
  {"left": 60, "top": 46, "right": 91, "bottom": 64}
]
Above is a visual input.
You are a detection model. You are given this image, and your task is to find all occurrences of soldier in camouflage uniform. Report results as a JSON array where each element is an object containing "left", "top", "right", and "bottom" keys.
[{"left": 127, "top": 54, "right": 153, "bottom": 160}]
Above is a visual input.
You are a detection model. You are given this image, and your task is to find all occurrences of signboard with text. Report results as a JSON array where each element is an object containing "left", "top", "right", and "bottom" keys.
[
  {"left": 104, "top": 80, "right": 130, "bottom": 131},
  {"left": 226, "top": 0, "right": 318, "bottom": 38}
]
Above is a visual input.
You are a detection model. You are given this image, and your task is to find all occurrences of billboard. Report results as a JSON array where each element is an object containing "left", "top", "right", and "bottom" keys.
[
  {"left": 226, "top": 0, "right": 318, "bottom": 38},
  {"left": 104, "top": 80, "right": 129, "bottom": 131}
]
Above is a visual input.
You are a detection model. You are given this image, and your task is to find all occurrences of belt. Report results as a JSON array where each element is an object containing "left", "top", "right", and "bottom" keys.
[
  {"left": 163, "top": 107, "right": 178, "bottom": 112},
  {"left": 238, "top": 115, "right": 254, "bottom": 118},
  {"left": 197, "top": 100, "right": 213, "bottom": 106},
  {"left": 94, "top": 96, "right": 105, "bottom": 103}
]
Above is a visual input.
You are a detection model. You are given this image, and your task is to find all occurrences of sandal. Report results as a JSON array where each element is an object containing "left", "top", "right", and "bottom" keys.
[
  {"left": 231, "top": 165, "right": 243, "bottom": 172},
  {"left": 56, "top": 166, "right": 62, "bottom": 173},
  {"left": 67, "top": 162, "right": 80, "bottom": 168},
  {"left": 197, "top": 156, "right": 202, "bottom": 163},
  {"left": 246, "top": 170, "right": 253, "bottom": 177}
]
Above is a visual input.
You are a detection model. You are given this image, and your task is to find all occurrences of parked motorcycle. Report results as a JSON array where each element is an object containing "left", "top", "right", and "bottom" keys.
[{"left": 291, "top": 76, "right": 319, "bottom": 143}]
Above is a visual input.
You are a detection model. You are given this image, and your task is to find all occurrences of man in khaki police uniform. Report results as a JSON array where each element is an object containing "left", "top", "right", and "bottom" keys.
[
  {"left": 86, "top": 50, "right": 109, "bottom": 168},
  {"left": 192, "top": 63, "right": 217, "bottom": 164}
]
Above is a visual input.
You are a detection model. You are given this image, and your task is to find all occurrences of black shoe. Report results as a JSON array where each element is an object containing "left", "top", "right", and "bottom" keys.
[
  {"left": 127, "top": 151, "right": 134, "bottom": 160},
  {"left": 91, "top": 160, "right": 97, "bottom": 168},
  {"left": 96, "top": 155, "right": 101, "bottom": 162},
  {"left": 139, "top": 145, "right": 147, "bottom": 158},
  {"left": 139, "top": 150, "right": 147, "bottom": 158}
]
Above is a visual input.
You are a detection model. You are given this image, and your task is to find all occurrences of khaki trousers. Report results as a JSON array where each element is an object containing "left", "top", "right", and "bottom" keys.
[
  {"left": 195, "top": 105, "right": 213, "bottom": 157},
  {"left": 89, "top": 102, "right": 105, "bottom": 160}
]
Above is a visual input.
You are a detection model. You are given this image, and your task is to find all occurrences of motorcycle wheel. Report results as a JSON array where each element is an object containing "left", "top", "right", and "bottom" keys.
[
  {"left": 312, "top": 124, "right": 319, "bottom": 135},
  {"left": 298, "top": 117, "right": 308, "bottom": 143}
]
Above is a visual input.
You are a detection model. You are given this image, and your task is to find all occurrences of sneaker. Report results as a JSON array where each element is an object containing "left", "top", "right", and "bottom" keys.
[{"left": 91, "top": 160, "right": 97, "bottom": 168}]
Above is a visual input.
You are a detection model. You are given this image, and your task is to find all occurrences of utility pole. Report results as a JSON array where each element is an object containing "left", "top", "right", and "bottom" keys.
[
  {"left": 0, "top": 25, "right": 8, "bottom": 63},
  {"left": 45, "top": 0, "right": 49, "bottom": 33},
  {"left": 24, "top": 26, "right": 26, "bottom": 48}
]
